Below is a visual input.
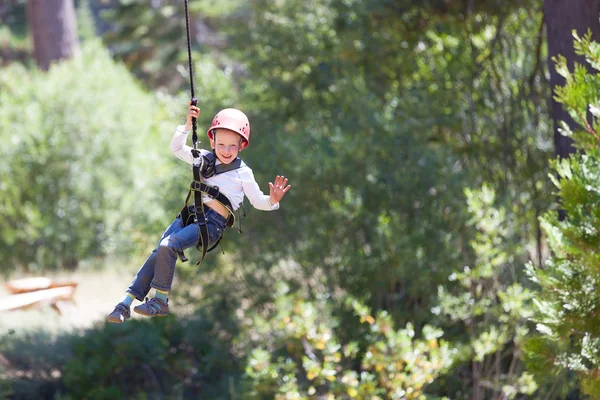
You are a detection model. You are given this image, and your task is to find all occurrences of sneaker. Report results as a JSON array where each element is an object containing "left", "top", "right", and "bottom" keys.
[
  {"left": 107, "top": 302, "right": 130, "bottom": 323},
  {"left": 133, "top": 297, "right": 169, "bottom": 317}
]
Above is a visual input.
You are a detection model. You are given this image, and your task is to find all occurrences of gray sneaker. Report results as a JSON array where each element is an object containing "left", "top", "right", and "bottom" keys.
[
  {"left": 107, "top": 302, "right": 130, "bottom": 323},
  {"left": 133, "top": 297, "right": 169, "bottom": 317}
]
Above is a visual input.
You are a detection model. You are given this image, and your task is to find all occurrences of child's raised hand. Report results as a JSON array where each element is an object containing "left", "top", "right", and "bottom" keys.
[
  {"left": 269, "top": 175, "right": 291, "bottom": 204},
  {"left": 184, "top": 103, "right": 200, "bottom": 131}
]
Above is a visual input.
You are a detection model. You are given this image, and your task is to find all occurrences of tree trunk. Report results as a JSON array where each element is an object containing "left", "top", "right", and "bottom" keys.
[
  {"left": 26, "top": 0, "right": 80, "bottom": 71},
  {"left": 544, "top": 0, "right": 600, "bottom": 159}
]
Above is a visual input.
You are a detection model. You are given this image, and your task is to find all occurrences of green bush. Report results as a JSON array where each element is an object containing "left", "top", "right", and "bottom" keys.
[
  {"left": 0, "top": 39, "right": 237, "bottom": 272},
  {"left": 241, "top": 286, "right": 455, "bottom": 399},
  {"left": 61, "top": 316, "right": 189, "bottom": 399},
  {"left": 62, "top": 314, "right": 244, "bottom": 399},
  {"left": 525, "top": 31, "right": 600, "bottom": 397},
  {"left": 0, "top": 40, "right": 172, "bottom": 270},
  {"left": 0, "top": 330, "right": 72, "bottom": 399},
  {"left": 0, "top": 312, "right": 244, "bottom": 400},
  {"left": 434, "top": 185, "right": 538, "bottom": 398}
]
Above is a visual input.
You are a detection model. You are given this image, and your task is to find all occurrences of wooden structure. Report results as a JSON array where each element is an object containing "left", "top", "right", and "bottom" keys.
[{"left": 0, "top": 277, "right": 78, "bottom": 313}]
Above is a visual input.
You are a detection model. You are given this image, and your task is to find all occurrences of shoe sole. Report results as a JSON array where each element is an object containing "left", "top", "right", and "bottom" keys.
[
  {"left": 107, "top": 315, "right": 128, "bottom": 323},
  {"left": 133, "top": 307, "right": 168, "bottom": 317}
]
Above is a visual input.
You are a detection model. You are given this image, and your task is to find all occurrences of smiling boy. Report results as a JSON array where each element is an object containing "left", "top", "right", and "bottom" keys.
[{"left": 107, "top": 104, "right": 291, "bottom": 322}]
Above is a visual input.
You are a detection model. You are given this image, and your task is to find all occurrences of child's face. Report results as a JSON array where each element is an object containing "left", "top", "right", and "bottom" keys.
[{"left": 210, "top": 129, "right": 243, "bottom": 164}]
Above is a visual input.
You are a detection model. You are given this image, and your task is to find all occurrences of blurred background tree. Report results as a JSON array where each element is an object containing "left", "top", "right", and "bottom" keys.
[
  {"left": 26, "top": 0, "right": 80, "bottom": 70},
  {"left": 544, "top": 0, "right": 600, "bottom": 160}
]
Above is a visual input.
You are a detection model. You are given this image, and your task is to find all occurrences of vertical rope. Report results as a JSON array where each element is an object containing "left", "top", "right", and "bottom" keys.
[{"left": 184, "top": 0, "right": 198, "bottom": 149}]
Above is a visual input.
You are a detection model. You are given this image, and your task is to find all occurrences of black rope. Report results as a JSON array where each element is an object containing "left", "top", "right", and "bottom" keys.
[{"left": 184, "top": 0, "right": 198, "bottom": 150}]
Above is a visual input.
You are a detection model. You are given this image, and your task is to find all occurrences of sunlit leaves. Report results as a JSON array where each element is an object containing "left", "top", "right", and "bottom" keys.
[
  {"left": 244, "top": 290, "right": 454, "bottom": 399},
  {"left": 527, "top": 34, "right": 600, "bottom": 396},
  {"left": 435, "top": 185, "right": 537, "bottom": 398}
]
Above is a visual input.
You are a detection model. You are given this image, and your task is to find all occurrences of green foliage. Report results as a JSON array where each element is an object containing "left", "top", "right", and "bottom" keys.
[
  {"left": 0, "top": 40, "right": 175, "bottom": 270},
  {"left": 174, "top": 4, "right": 555, "bottom": 397},
  {"left": 77, "top": 0, "right": 97, "bottom": 42},
  {"left": 0, "top": 330, "right": 72, "bottom": 399},
  {"left": 0, "top": 0, "right": 31, "bottom": 65},
  {"left": 553, "top": 30, "right": 600, "bottom": 150},
  {"left": 79, "top": 1, "right": 553, "bottom": 355},
  {"left": 434, "top": 185, "right": 538, "bottom": 399},
  {"left": 207, "top": 0, "right": 471, "bottom": 331},
  {"left": 100, "top": 0, "right": 244, "bottom": 91},
  {"left": 61, "top": 316, "right": 191, "bottom": 399},
  {"left": 0, "top": 1, "right": 565, "bottom": 399},
  {"left": 191, "top": 0, "right": 554, "bottom": 341},
  {"left": 525, "top": 32, "right": 600, "bottom": 397},
  {"left": 0, "top": 38, "right": 237, "bottom": 271},
  {"left": 0, "top": 313, "right": 244, "bottom": 400},
  {"left": 242, "top": 286, "right": 455, "bottom": 399}
]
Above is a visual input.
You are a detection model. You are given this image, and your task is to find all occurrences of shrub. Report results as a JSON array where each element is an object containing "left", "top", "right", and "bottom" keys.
[
  {"left": 525, "top": 30, "right": 600, "bottom": 397},
  {"left": 242, "top": 286, "right": 455, "bottom": 399},
  {"left": 0, "top": 39, "right": 236, "bottom": 271}
]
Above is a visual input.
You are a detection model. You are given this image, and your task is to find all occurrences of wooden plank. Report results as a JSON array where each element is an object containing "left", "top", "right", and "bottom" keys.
[
  {"left": 5, "top": 277, "right": 78, "bottom": 294},
  {"left": 4, "top": 277, "right": 52, "bottom": 293},
  {"left": 0, "top": 286, "right": 77, "bottom": 312}
]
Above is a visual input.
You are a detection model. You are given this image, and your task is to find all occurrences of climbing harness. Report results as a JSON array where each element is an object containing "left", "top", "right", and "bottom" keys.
[
  {"left": 177, "top": 0, "right": 245, "bottom": 265},
  {"left": 177, "top": 153, "right": 238, "bottom": 265}
]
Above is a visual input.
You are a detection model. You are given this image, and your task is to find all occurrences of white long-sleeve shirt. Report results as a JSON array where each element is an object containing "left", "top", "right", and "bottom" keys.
[{"left": 170, "top": 125, "right": 278, "bottom": 212}]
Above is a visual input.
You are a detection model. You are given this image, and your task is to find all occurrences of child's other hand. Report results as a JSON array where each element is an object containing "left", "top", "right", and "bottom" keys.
[
  {"left": 184, "top": 103, "right": 200, "bottom": 131},
  {"left": 269, "top": 175, "right": 291, "bottom": 204}
]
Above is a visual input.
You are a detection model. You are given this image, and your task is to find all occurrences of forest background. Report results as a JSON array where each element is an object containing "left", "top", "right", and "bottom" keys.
[{"left": 2, "top": 0, "right": 600, "bottom": 399}]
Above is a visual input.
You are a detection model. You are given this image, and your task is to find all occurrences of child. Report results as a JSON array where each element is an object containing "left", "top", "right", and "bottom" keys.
[{"left": 107, "top": 104, "right": 291, "bottom": 323}]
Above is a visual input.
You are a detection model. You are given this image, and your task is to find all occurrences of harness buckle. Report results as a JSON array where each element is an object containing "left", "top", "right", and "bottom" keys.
[{"left": 206, "top": 184, "right": 220, "bottom": 198}]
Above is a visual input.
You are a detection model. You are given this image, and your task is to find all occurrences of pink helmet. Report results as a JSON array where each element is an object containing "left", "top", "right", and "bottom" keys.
[{"left": 207, "top": 108, "right": 251, "bottom": 149}]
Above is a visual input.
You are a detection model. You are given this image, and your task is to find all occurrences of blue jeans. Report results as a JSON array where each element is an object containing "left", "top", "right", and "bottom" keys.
[{"left": 127, "top": 207, "right": 227, "bottom": 300}]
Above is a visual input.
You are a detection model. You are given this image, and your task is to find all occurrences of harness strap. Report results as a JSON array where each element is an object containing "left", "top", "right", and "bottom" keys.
[
  {"left": 215, "top": 158, "right": 242, "bottom": 174},
  {"left": 188, "top": 181, "right": 235, "bottom": 227},
  {"left": 201, "top": 151, "right": 242, "bottom": 178},
  {"left": 192, "top": 163, "right": 210, "bottom": 264},
  {"left": 177, "top": 160, "right": 237, "bottom": 265}
]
